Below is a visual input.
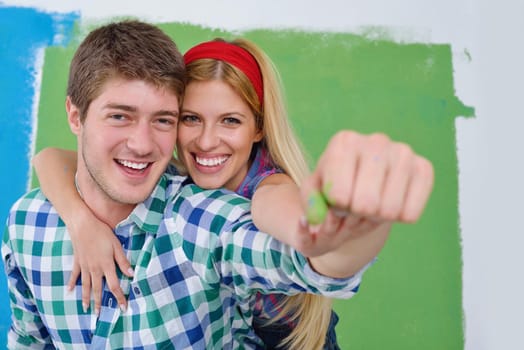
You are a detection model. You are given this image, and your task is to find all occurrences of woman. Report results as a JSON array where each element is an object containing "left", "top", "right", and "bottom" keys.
[{"left": 34, "top": 38, "right": 341, "bottom": 349}]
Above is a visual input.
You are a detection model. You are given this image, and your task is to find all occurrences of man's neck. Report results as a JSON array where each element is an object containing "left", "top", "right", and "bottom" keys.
[{"left": 75, "top": 172, "right": 135, "bottom": 228}]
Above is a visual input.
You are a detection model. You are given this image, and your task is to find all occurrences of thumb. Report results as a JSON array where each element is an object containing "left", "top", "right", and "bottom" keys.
[{"left": 301, "top": 172, "right": 329, "bottom": 226}]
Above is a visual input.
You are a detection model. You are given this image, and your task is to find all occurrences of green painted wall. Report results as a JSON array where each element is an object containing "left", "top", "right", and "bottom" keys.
[{"left": 34, "top": 21, "right": 474, "bottom": 349}]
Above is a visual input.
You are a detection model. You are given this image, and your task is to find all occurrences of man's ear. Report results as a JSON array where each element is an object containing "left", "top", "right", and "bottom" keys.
[{"left": 66, "top": 96, "right": 81, "bottom": 135}]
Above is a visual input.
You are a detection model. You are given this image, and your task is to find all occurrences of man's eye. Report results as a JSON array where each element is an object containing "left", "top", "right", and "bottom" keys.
[
  {"left": 110, "top": 114, "right": 126, "bottom": 120},
  {"left": 157, "top": 117, "right": 176, "bottom": 125},
  {"left": 155, "top": 117, "right": 177, "bottom": 130}
]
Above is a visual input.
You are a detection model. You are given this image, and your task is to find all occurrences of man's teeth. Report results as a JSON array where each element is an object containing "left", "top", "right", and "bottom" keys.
[
  {"left": 119, "top": 160, "right": 148, "bottom": 170},
  {"left": 196, "top": 156, "right": 228, "bottom": 166}
]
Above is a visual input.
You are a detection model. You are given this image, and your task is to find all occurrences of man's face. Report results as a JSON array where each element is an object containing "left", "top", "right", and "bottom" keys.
[{"left": 68, "top": 77, "right": 179, "bottom": 209}]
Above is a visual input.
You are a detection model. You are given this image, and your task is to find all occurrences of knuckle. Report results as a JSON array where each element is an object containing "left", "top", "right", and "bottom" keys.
[
  {"left": 106, "top": 281, "right": 117, "bottom": 291},
  {"left": 351, "top": 194, "right": 380, "bottom": 217},
  {"left": 92, "top": 284, "right": 101, "bottom": 293},
  {"left": 400, "top": 209, "right": 419, "bottom": 224},
  {"left": 106, "top": 282, "right": 122, "bottom": 295},
  {"left": 395, "top": 143, "right": 414, "bottom": 161},
  {"left": 333, "top": 130, "right": 358, "bottom": 149},
  {"left": 368, "top": 132, "right": 391, "bottom": 147},
  {"left": 327, "top": 191, "right": 351, "bottom": 208},
  {"left": 379, "top": 205, "right": 401, "bottom": 221},
  {"left": 363, "top": 133, "right": 392, "bottom": 158},
  {"left": 416, "top": 157, "right": 434, "bottom": 178}
]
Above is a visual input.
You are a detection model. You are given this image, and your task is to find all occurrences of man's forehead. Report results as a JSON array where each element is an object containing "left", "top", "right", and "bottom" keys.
[{"left": 93, "top": 77, "right": 180, "bottom": 109}]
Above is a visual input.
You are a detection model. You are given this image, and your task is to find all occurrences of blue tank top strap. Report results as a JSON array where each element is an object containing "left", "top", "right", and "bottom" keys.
[{"left": 235, "top": 146, "right": 282, "bottom": 199}]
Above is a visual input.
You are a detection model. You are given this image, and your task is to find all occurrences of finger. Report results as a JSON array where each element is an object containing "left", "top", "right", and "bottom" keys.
[
  {"left": 378, "top": 143, "right": 414, "bottom": 221},
  {"left": 81, "top": 270, "right": 91, "bottom": 313},
  {"left": 67, "top": 260, "right": 81, "bottom": 291},
  {"left": 350, "top": 133, "right": 390, "bottom": 217},
  {"left": 351, "top": 218, "right": 384, "bottom": 237},
  {"left": 293, "top": 216, "right": 317, "bottom": 256},
  {"left": 310, "top": 211, "right": 350, "bottom": 254},
  {"left": 317, "top": 131, "right": 360, "bottom": 209},
  {"left": 91, "top": 275, "right": 103, "bottom": 317},
  {"left": 309, "top": 209, "right": 364, "bottom": 245},
  {"left": 105, "top": 270, "right": 127, "bottom": 312},
  {"left": 341, "top": 213, "right": 365, "bottom": 230},
  {"left": 300, "top": 164, "right": 320, "bottom": 209},
  {"left": 337, "top": 215, "right": 385, "bottom": 242},
  {"left": 328, "top": 210, "right": 365, "bottom": 245},
  {"left": 113, "top": 243, "right": 134, "bottom": 278},
  {"left": 401, "top": 156, "right": 434, "bottom": 223},
  {"left": 321, "top": 209, "right": 345, "bottom": 236},
  {"left": 307, "top": 209, "right": 344, "bottom": 236},
  {"left": 300, "top": 175, "right": 329, "bottom": 225},
  {"left": 305, "top": 190, "right": 329, "bottom": 226}
]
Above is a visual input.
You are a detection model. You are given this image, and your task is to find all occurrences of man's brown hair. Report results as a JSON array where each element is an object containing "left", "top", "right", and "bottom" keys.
[{"left": 67, "top": 20, "right": 185, "bottom": 121}]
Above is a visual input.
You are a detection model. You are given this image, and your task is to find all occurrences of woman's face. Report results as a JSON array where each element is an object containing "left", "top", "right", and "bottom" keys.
[{"left": 177, "top": 80, "right": 263, "bottom": 191}]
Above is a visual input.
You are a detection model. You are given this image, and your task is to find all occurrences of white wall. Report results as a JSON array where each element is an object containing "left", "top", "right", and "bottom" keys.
[
  {"left": 456, "top": 2, "right": 524, "bottom": 349},
  {"left": 5, "top": 0, "right": 524, "bottom": 348}
]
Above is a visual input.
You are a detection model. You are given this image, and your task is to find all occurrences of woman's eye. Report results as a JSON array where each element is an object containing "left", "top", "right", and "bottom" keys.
[
  {"left": 223, "top": 117, "right": 241, "bottom": 125},
  {"left": 181, "top": 114, "right": 200, "bottom": 124}
]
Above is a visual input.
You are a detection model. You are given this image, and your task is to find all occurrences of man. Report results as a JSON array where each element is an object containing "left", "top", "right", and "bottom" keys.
[{"left": 2, "top": 20, "right": 433, "bottom": 349}]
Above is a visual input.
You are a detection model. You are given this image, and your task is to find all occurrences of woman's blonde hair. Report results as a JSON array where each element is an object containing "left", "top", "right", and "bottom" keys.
[{"left": 178, "top": 37, "right": 334, "bottom": 349}]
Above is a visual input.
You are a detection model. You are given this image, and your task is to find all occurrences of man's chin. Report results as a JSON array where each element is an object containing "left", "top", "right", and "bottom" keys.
[
  {"left": 109, "top": 167, "right": 164, "bottom": 204},
  {"left": 111, "top": 183, "right": 156, "bottom": 205}
]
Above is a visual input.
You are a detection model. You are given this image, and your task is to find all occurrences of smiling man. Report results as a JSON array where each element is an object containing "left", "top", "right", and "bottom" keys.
[{"left": 69, "top": 77, "right": 180, "bottom": 227}]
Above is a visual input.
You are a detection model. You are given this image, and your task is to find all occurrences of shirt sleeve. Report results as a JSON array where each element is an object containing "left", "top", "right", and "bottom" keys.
[
  {"left": 219, "top": 216, "right": 367, "bottom": 299},
  {"left": 2, "top": 222, "right": 53, "bottom": 349},
  {"left": 171, "top": 185, "right": 370, "bottom": 302}
]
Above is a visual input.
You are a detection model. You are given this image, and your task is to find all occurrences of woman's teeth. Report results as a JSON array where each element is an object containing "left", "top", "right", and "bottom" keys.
[{"left": 195, "top": 156, "right": 228, "bottom": 166}]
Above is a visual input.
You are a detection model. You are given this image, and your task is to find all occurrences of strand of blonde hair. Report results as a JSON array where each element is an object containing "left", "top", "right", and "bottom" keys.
[{"left": 236, "top": 38, "right": 334, "bottom": 350}]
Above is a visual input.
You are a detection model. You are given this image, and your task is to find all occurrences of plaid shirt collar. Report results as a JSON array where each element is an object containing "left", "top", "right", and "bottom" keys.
[{"left": 125, "top": 175, "right": 171, "bottom": 234}]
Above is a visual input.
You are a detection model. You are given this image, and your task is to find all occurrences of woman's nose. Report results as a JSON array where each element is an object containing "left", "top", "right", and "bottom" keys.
[{"left": 195, "top": 125, "right": 220, "bottom": 151}]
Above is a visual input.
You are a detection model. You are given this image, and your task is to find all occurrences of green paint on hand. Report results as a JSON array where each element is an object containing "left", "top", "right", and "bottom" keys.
[
  {"left": 306, "top": 191, "right": 329, "bottom": 225},
  {"left": 322, "top": 182, "right": 335, "bottom": 205}
]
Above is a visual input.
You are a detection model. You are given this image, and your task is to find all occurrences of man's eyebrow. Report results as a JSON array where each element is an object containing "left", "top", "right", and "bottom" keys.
[
  {"left": 153, "top": 110, "right": 179, "bottom": 117},
  {"left": 103, "top": 103, "right": 137, "bottom": 112},
  {"left": 103, "top": 103, "right": 178, "bottom": 117}
]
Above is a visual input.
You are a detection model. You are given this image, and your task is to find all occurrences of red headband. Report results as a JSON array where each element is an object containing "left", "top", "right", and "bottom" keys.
[{"left": 184, "top": 41, "right": 264, "bottom": 106}]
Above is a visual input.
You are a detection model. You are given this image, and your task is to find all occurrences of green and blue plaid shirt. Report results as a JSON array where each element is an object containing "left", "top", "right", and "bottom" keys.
[{"left": 3, "top": 174, "right": 365, "bottom": 349}]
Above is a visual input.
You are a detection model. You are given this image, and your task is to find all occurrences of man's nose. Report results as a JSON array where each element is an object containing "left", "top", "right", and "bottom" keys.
[{"left": 126, "top": 123, "right": 154, "bottom": 156}]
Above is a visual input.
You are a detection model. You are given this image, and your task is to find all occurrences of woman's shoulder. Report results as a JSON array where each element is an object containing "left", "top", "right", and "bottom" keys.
[{"left": 236, "top": 147, "right": 282, "bottom": 198}]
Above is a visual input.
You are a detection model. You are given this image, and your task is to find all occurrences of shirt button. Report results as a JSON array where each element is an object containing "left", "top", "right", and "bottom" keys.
[{"left": 133, "top": 286, "right": 141, "bottom": 295}]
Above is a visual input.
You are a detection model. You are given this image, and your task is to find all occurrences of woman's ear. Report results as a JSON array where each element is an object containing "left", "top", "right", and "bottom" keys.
[
  {"left": 254, "top": 128, "right": 264, "bottom": 143},
  {"left": 66, "top": 96, "right": 81, "bottom": 135}
]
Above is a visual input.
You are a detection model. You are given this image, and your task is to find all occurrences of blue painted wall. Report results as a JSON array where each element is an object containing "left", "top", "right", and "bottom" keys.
[{"left": 0, "top": 5, "right": 77, "bottom": 347}]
